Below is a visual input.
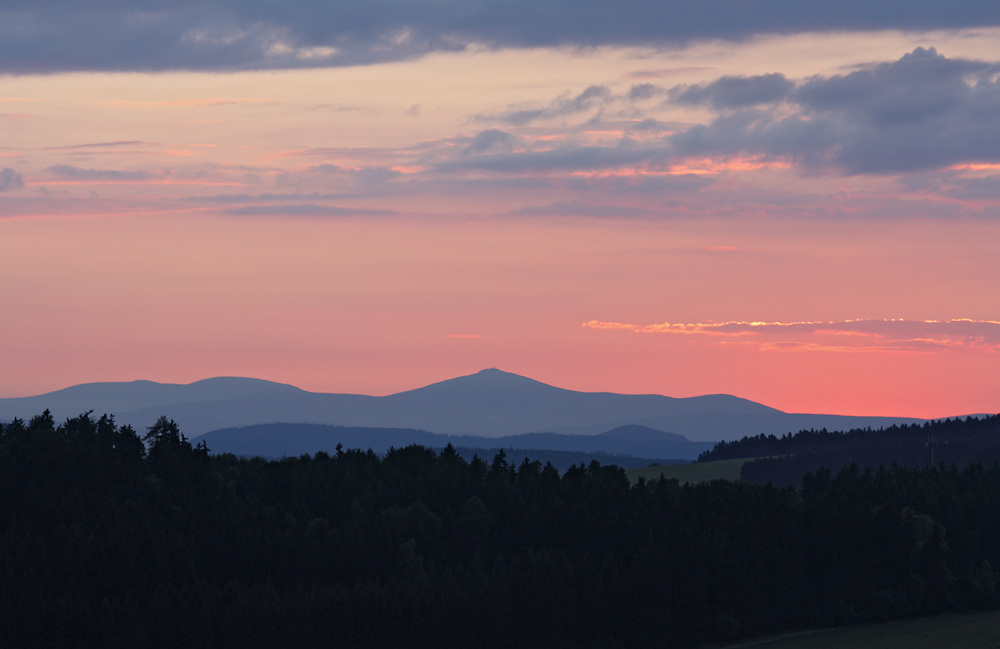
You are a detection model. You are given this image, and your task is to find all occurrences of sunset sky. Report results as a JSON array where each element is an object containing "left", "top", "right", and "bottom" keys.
[{"left": 2, "top": 2, "right": 999, "bottom": 417}]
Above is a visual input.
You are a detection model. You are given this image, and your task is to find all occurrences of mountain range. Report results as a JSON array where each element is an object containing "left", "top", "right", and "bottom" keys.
[
  {"left": 195, "top": 422, "right": 712, "bottom": 463},
  {"left": 0, "top": 369, "right": 942, "bottom": 449}
]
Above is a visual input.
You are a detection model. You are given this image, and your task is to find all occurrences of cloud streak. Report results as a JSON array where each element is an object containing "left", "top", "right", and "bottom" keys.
[
  {"left": 223, "top": 204, "right": 396, "bottom": 217},
  {"left": 583, "top": 318, "right": 1000, "bottom": 352}
]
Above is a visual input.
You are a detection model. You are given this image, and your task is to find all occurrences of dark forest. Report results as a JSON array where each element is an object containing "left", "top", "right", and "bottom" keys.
[
  {"left": 2, "top": 411, "right": 999, "bottom": 648},
  {"left": 698, "top": 415, "right": 1000, "bottom": 487}
]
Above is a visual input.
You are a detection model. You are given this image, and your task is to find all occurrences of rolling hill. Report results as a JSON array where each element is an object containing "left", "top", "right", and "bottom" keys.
[
  {"left": 0, "top": 368, "right": 934, "bottom": 444},
  {"left": 194, "top": 422, "right": 715, "bottom": 461}
]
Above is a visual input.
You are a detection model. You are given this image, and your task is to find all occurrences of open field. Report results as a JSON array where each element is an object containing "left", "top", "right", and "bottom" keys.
[
  {"left": 625, "top": 458, "right": 752, "bottom": 484},
  {"left": 710, "top": 610, "right": 1000, "bottom": 649}
]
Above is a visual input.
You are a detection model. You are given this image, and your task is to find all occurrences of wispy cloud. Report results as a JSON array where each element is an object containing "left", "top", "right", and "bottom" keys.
[
  {"left": 41, "top": 165, "right": 154, "bottom": 183},
  {"left": 625, "top": 67, "right": 713, "bottom": 80},
  {"left": 36, "top": 165, "right": 244, "bottom": 186},
  {"left": 479, "top": 85, "right": 613, "bottom": 126},
  {"left": 583, "top": 318, "right": 1000, "bottom": 352},
  {"left": 223, "top": 204, "right": 396, "bottom": 217},
  {"left": 43, "top": 141, "right": 151, "bottom": 150}
]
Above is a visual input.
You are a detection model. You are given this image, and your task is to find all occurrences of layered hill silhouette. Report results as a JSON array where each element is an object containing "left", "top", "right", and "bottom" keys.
[
  {"left": 0, "top": 369, "right": 934, "bottom": 447},
  {"left": 195, "top": 422, "right": 714, "bottom": 461}
]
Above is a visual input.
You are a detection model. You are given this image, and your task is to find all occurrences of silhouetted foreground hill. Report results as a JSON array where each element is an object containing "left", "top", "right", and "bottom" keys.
[
  {"left": 194, "top": 422, "right": 714, "bottom": 462},
  {"left": 0, "top": 369, "right": 932, "bottom": 441},
  {"left": 696, "top": 415, "right": 1000, "bottom": 487},
  {"left": 2, "top": 411, "right": 998, "bottom": 648}
]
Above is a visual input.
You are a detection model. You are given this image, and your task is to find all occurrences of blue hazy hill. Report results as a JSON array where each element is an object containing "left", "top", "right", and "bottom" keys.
[
  {"left": 0, "top": 368, "right": 936, "bottom": 443},
  {"left": 194, "top": 422, "right": 715, "bottom": 461}
]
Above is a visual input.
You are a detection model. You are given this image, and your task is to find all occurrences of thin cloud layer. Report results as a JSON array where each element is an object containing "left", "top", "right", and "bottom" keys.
[
  {"left": 43, "top": 165, "right": 156, "bottom": 183},
  {"left": 223, "top": 204, "right": 396, "bottom": 217},
  {"left": 583, "top": 318, "right": 1000, "bottom": 352},
  {"left": 2, "top": 2, "right": 999, "bottom": 72}
]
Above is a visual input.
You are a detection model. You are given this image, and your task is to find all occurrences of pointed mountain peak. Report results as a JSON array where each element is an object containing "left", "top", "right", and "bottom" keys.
[
  {"left": 469, "top": 367, "right": 544, "bottom": 383},
  {"left": 392, "top": 368, "right": 563, "bottom": 399}
]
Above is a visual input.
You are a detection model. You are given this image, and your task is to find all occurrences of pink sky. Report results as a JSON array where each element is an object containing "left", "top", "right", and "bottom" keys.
[{"left": 1, "top": 29, "right": 999, "bottom": 418}]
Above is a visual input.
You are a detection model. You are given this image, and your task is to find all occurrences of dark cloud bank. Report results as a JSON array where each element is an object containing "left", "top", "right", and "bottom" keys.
[
  {"left": 2, "top": 1, "right": 998, "bottom": 73},
  {"left": 459, "top": 48, "right": 1000, "bottom": 178},
  {"left": 670, "top": 48, "right": 1000, "bottom": 174}
]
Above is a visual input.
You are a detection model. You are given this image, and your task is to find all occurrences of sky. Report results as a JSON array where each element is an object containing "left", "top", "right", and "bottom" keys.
[{"left": 1, "top": 2, "right": 1000, "bottom": 417}]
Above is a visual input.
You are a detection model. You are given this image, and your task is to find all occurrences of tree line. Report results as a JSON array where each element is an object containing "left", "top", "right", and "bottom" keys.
[
  {"left": 695, "top": 415, "right": 1000, "bottom": 487},
  {"left": 1, "top": 410, "right": 999, "bottom": 648}
]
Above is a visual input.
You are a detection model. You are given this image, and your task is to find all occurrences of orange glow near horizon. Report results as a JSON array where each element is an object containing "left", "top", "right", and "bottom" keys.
[{"left": 0, "top": 210, "right": 998, "bottom": 419}]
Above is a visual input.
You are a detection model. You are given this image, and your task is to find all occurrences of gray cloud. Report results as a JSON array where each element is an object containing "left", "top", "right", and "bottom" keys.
[
  {"left": 464, "top": 129, "right": 518, "bottom": 155},
  {"left": 667, "top": 48, "right": 1000, "bottom": 174},
  {"left": 627, "top": 83, "right": 667, "bottom": 102},
  {"left": 792, "top": 47, "right": 995, "bottom": 133},
  {"left": 1, "top": 2, "right": 998, "bottom": 73},
  {"left": 670, "top": 73, "right": 794, "bottom": 109},
  {"left": 43, "top": 141, "right": 149, "bottom": 150},
  {"left": 0, "top": 168, "right": 24, "bottom": 192},
  {"left": 669, "top": 108, "right": 840, "bottom": 166}
]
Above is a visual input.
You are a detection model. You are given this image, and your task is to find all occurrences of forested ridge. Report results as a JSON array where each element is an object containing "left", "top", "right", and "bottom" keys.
[
  {"left": 696, "top": 415, "right": 1000, "bottom": 487},
  {"left": 2, "top": 411, "right": 1000, "bottom": 648}
]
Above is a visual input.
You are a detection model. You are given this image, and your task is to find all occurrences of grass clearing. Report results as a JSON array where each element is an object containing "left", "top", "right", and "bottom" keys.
[
  {"left": 625, "top": 457, "right": 752, "bottom": 485},
  {"left": 707, "top": 610, "right": 1000, "bottom": 648}
]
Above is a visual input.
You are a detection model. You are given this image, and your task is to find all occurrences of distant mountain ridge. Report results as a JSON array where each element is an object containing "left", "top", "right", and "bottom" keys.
[
  {"left": 195, "top": 422, "right": 715, "bottom": 461},
  {"left": 0, "top": 368, "right": 938, "bottom": 442}
]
